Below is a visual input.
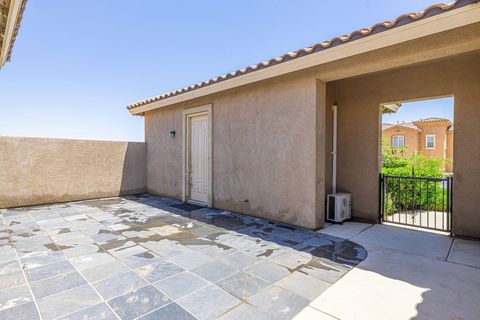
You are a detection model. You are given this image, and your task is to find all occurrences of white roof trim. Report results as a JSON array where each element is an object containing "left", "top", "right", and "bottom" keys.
[{"left": 0, "top": 0, "right": 23, "bottom": 67}]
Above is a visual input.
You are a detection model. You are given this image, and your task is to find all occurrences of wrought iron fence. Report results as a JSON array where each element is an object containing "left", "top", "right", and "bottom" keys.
[{"left": 379, "top": 174, "right": 453, "bottom": 233}]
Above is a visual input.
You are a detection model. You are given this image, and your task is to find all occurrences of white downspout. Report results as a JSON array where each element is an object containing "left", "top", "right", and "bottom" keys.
[{"left": 332, "top": 104, "right": 338, "bottom": 194}]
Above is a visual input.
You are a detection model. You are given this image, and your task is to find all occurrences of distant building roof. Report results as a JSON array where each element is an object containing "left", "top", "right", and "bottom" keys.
[
  {"left": 413, "top": 117, "right": 452, "bottom": 124},
  {"left": 383, "top": 122, "right": 421, "bottom": 131},
  {"left": 383, "top": 118, "right": 453, "bottom": 132}
]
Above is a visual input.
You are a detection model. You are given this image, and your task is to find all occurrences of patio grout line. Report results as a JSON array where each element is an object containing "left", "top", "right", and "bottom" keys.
[
  {"left": 23, "top": 268, "right": 79, "bottom": 287},
  {"left": 351, "top": 223, "right": 376, "bottom": 239},
  {"left": 56, "top": 260, "right": 123, "bottom": 320},
  {"left": 212, "top": 300, "right": 245, "bottom": 319},
  {"left": 34, "top": 213, "right": 124, "bottom": 320},
  {"left": 308, "top": 305, "right": 342, "bottom": 320},
  {"left": 349, "top": 223, "right": 468, "bottom": 269},
  {"left": 132, "top": 301, "right": 200, "bottom": 320},
  {"left": 352, "top": 235, "right": 478, "bottom": 268},
  {"left": 119, "top": 263, "right": 205, "bottom": 319},
  {"left": 4, "top": 215, "right": 44, "bottom": 320},
  {"left": 38, "top": 220, "right": 284, "bottom": 312},
  {"left": 120, "top": 220, "right": 287, "bottom": 319},
  {"left": 444, "top": 235, "right": 456, "bottom": 261},
  {"left": 61, "top": 200, "right": 213, "bottom": 317},
  {"left": 440, "top": 256, "right": 480, "bottom": 271},
  {"left": 318, "top": 223, "right": 375, "bottom": 241},
  {"left": 170, "top": 280, "right": 246, "bottom": 320},
  {"left": 90, "top": 228, "right": 214, "bottom": 318},
  {"left": 185, "top": 242, "right": 338, "bottom": 318}
]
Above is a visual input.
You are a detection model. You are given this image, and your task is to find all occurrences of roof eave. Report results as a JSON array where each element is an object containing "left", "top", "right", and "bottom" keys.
[
  {"left": 129, "top": 2, "right": 480, "bottom": 115},
  {"left": 384, "top": 124, "right": 421, "bottom": 132},
  {"left": 413, "top": 120, "right": 453, "bottom": 126},
  {"left": 0, "top": 0, "right": 27, "bottom": 69}
]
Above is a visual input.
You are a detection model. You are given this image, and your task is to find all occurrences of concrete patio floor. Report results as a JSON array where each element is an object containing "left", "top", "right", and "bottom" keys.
[
  {"left": 2, "top": 195, "right": 480, "bottom": 320},
  {"left": 385, "top": 210, "right": 450, "bottom": 231},
  {"left": 0, "top": 194, "right": 366, "bottom": 320},
  {"left": 301, "top": 223, "right": 480, "bottom": 320}
]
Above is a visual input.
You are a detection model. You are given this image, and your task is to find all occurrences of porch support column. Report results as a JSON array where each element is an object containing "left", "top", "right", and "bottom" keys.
[{"left": 315, "top": 79, "right": 328, "bottom": 228}]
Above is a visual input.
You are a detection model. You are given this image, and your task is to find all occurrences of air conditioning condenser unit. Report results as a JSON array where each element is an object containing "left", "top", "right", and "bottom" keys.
[{"left": 326, "top": 193, "right": 351, "bottom": 223}]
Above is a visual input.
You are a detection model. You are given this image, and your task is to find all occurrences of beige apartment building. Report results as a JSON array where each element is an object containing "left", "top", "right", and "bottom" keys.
[{"left": 383, "top": 117, "right": 454, "bottom": 172}]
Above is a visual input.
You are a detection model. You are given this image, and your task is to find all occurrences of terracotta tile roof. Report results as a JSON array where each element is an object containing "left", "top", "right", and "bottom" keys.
[
  {"left": 127, "top": 0, "right": 479, "bottom": 110},
  {"left": 383, "top": 118, "right": 454, "bottom": 131},
  {"left": 383, "top": 122, "right": 421, "bottom": 131},
  {"left": 382, "top": 123, "right": 394, "bottom": 130},
  {"left": 413, "top": 117, "right": 452, "bottom": 123}
]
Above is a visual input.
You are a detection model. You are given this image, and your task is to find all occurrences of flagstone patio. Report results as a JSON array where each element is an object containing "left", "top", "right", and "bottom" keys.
[{"left": 0, "top": 194, "right": 367, "bottom": 320}]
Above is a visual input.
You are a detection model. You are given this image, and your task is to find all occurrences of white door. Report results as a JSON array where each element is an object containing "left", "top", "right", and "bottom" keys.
[{"left": 188, "top": 114, "right": 209, "bottom": 204}]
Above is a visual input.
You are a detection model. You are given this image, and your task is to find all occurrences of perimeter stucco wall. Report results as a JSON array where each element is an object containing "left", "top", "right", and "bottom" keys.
[
  {"left": 0, "top": 137, "right": 146, "bottom": 208},
  {"left": 145, "top": 73, "right": 325, "bottom": 229},
  {"left": 332, "top": 52, "right": 480, "bottom": 238}
]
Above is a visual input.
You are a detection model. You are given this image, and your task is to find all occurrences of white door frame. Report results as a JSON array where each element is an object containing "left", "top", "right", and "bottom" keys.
[{"left": 182, "top": 104, "right": 213, "bottom": 207}]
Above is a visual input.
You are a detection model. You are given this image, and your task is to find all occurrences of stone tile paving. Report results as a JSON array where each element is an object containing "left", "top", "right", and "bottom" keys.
[{"left": 0, "top": 194, "right": 367, "bottom": 320}]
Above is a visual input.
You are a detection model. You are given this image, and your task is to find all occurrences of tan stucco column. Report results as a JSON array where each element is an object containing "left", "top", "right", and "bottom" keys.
[
  {"left": 451, "top": 55, "right": 480, "bottom": 238},
  {"left": 315, "top": 79, "right": 327, "bottom": 228}
]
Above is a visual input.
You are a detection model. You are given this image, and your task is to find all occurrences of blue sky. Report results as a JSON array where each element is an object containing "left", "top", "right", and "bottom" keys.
[
  {"left": 383, "top": 97, "right": 454, "bottom": 124},
  {"left": 0, "top": 1, "right": 452, "bottom": 142}
]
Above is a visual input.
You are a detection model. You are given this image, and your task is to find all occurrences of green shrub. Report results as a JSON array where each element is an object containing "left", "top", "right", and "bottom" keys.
[{"left": 381, "top": 139, "right": 449, "bottom": 215}]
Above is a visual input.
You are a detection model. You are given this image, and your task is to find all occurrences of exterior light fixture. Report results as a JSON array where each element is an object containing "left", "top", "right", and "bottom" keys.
[{"left": 169, "top": 129, "right": 176, "bottom": 137}]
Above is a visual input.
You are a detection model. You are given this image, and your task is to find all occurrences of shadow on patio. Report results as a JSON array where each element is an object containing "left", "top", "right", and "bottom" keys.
[{"left": 0, "top": 193, "right": 367, "bottom": 320}]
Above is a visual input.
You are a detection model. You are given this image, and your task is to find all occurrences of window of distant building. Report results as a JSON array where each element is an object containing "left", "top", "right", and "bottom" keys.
[
  {"left": 392, "top": 135, "right": 405, "bottom": 148},
  {"left": 426, "top": 134, "right": 436, "bottom": 149}
]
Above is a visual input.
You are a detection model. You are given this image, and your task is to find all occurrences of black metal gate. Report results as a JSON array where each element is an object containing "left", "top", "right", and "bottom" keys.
[{"left": 379, "top": 174, "right": 453, "bottom": 233}]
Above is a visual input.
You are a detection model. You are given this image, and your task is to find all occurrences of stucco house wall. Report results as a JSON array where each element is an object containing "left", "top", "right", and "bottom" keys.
[
  {"left": 145, "top": 73, "right": 325, "bottom": 229},
  {"left": 332, "top": 52, "right": 480, "bottom": 238},
  {"left": 415, "top": 121, "right": 450, "bottom": 160},
  {"left": 0, "top": 137, "right": 146, "bottom": 208},
  {"left": 382, "top": 126, "right": 419, "bottom": 158}
]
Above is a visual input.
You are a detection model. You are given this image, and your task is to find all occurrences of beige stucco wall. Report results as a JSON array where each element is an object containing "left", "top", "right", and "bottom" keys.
[
  {"left": 145, "top": 73, "right": 324, "bottom": 229},
  {"left": 332, "top": 52, "right": 480, "bottom": 237},
  {"left": 0, "top": 137, "right": 146, "bottom": 208}
]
